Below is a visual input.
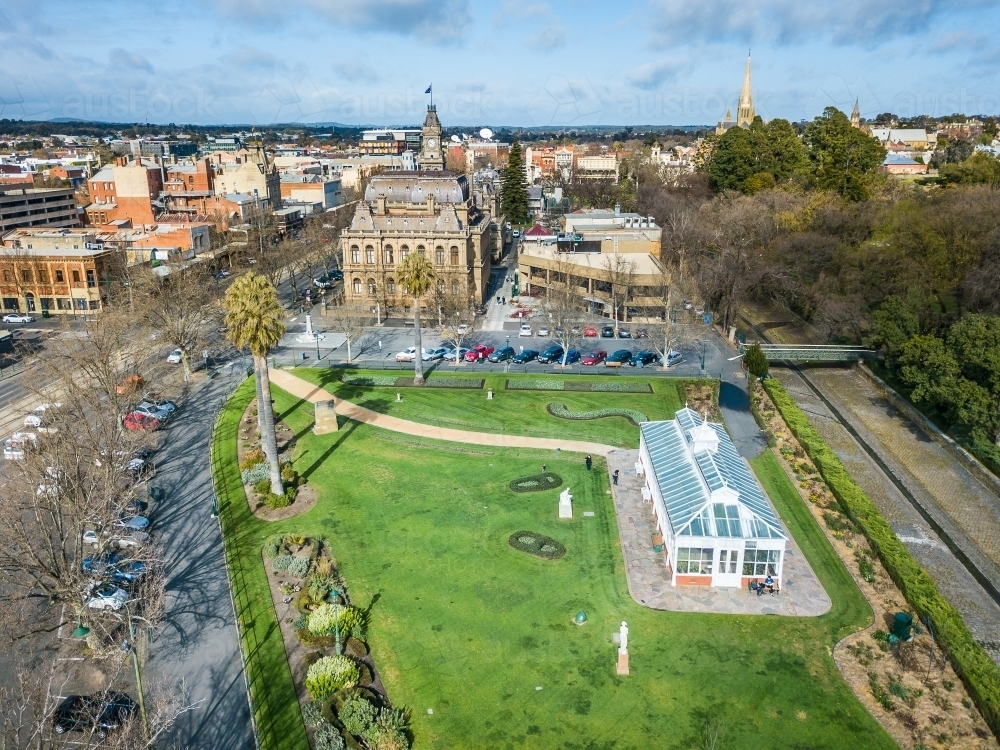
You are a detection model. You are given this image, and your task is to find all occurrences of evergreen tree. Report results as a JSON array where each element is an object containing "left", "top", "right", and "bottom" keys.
[
  {"left": 744, "top": 342, "right": 769, "bottom": 379},
  {"left": 707, "top": 117, "right": 807, "bottom": 194},
  {"left": 803, "top": 107, "right": 886, "bottom": 200},
  {"left": 501, "top": 140, "right": 530, "bottom": 225}
]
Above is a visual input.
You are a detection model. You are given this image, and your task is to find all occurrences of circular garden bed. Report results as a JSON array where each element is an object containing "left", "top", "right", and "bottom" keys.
[
  {"left": 509, "top": 472, "right": 563, "bottom": 493},
  {"left": 508, "top": 530, "right": 566, "bottom": 560}
]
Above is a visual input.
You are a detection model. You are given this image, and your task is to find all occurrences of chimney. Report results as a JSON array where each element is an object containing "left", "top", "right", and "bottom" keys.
[{"left": 427, "top": 193, "right": 436, "bottom": 215}]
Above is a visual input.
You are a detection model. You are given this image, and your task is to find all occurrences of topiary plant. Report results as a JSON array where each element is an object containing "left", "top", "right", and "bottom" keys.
[
  {"left": 338, "top": 695, "right": 377, "bottom": 737},
  {"left": 305, "top": 655, "right": 359, "bottom": 700},
  {"left": 307, "top": 603, "right": 365, "bottom": 639},
  {"left": 744, "top": 342, "right": 769, "bottom": 379}
]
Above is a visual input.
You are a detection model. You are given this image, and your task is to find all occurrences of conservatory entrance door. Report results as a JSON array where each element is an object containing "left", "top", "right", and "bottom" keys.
[{"left": 712, "top": 547, "right": 741, "bottom": 587}]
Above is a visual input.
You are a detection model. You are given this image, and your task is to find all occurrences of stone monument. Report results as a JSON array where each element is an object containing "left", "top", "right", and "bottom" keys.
[
  {"left": 297, "top": 313, "right": 325, "bottom": 344},
  {"left": 616, "top": 620, "right": 630, "bottom": 675},
  {"left": 558, "top": 487, "right": 573, "bottom": 519},
  {"left": 313, "top": 400, "right": 339, "bottom": 434}
]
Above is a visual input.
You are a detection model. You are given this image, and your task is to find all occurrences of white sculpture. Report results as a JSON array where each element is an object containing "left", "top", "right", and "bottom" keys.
[
  {"left": 559, "top": 487, "right": 573, "bottom": 519},
  {"left": 296, "top": 313, "right": 325, "bottom": 343},
  {"left": 304, "top": 313, "right": 313, "bottom": 337},
  {"left": 618, "top": 621, "right": 629, "bottom": 654}
]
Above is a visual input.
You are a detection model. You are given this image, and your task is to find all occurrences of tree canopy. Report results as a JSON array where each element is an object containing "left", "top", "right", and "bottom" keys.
[
  {"left": 803, "top": 107, "right": 886, "bottom": 200},
  {"left": 501, "top": 140, "right": 530, "bottom": 225}
]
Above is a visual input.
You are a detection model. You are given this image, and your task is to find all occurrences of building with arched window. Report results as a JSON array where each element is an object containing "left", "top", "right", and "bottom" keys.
[{"left": 339, "top": 106, "right": 501, "bottom": 315}]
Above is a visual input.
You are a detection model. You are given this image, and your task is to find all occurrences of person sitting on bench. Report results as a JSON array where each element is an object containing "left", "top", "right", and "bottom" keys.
[{"left": 764, "top": 574, "right": 776, "bottom": 595}]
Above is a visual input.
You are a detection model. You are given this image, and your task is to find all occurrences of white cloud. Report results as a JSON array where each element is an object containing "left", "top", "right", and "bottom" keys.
[
  {"left": 108, "top": 48, "right": 154, "bottom": 73},
  {"left": 220, "top": 45, "right": 286, "bottom": 70},
  {"left": 331, "top": 59, "right": 381, "bottom": 83},
  {"left": 526, "top": 24, "right": 566, "bottom": 51},
  {"left": 627, "top": 57, "right": 686, "bottom": 89}
]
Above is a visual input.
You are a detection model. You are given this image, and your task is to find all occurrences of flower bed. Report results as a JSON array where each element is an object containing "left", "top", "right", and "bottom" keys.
[
  {"left": 507, "top": 530, "right": 566, "bottom": 560},
  {"left": 508, "top": 472, "right": 563, "bottom": 493},
  {"left": 547, "top": 402, "right": 648, "bottom": 424},
  {"left": 505, "top": 379, "right": 652, "bottom": 393},
  {"left": 340, "top": 374, "right": 483, "bottom": 389},
  {"left": 763, "top": 378, "right": 1000, "bottom": 742}
]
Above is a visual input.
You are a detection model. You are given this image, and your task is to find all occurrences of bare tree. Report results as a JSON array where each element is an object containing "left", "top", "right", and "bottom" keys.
[
  {"left": 325, "top": 303, "right": 369, "bottom": 362},
  {"left": 603, "top": 254, "right": 636, "bottom": 328},
  {"left": 543, "top": 257, "right": 584, "bottom": 365}
]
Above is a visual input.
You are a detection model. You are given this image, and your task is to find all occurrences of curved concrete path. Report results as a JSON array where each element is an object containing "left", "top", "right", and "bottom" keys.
[{"left": 267, "top": 368, "right": 617, "bottom": 456}]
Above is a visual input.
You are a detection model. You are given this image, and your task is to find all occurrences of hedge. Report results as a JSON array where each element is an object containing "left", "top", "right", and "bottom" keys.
[
  {"left": 505, "top": 379, "right": 652, "bottom": 393},
  {"left": 340, "top": 375, "right": 484, "bottom": 389},
  {"left": 763, "top": 378, "right": 1000, "bottom": 740},
  {"left": 547, "top": 402, "right": 648, "bottom": 424},
  {"left": 508, "top": 530, "right": 566, "bottom": 559}
]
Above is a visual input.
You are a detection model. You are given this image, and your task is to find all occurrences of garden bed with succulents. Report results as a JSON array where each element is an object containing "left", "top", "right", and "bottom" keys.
[
  {"left": 546, "top": 402, "right": 648, "bottom": 424},
  {"left": 752, "top": 384, "right": 997, "bottom": 750},
  {"left": 236, "top": 400, "right": 316, "bottom": 520},
  {"left": 339, "top": 375, "right": 484, "bottom": 389},
  {"left": 263, "top": 534, "right": 412, "bottom": 750},
  {"left": 504, "top": 379, "right": 652, "bottom": 392}
]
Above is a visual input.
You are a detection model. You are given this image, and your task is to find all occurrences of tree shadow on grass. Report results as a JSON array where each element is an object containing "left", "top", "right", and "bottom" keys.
[{"left": 300, "top": 419, "right": 360, "bottom": 480}]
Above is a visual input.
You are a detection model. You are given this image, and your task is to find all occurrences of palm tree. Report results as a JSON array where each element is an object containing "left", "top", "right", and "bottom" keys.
[
  {"left": 396, "top": 253, "right": 436, "bottom": 385},
  {"left": 224, "top": 272, "right": 286, "bottom": 496}
]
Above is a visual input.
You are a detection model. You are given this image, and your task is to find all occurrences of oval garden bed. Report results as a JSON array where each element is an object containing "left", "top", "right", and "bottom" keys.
[
  {"left": 509, "top": 472, "right": 563, "bottom": 493},
  {"left": 508, "top": 530, "right": 566, "bottom": 560}
]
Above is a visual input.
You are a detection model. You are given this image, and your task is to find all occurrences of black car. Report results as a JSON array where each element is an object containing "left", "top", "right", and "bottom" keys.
[
  {"left": 605, "top": 349, "right": 633, "bottom": 366},
  {"left": 512, "top": 349, "right": 539, "bottom": 364},
  {"left": 537, "top": 345, "right": 565, "bottom": 364},
  {"left": 629, "top": 351, "right": 660, "bottom": 368},
  {"left": 634, "top": 328, "right": 648, "bottom": 339},
  {"left": 601, "top": 325, "right": 616, "bottom": 338},
  {"left": 329, "top": 269, "right": 344, "bottom": 281},
  {"left": 618, "top": 327, "right": 631, "bottom": 338},
  {"left": 487, "top": 346, "right": 515, "bottom": 363},
  {"left": 53, "top": 693, "right": 137, "bottom": 738}
]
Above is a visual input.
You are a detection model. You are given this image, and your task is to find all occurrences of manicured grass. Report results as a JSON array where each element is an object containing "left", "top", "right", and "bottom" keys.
[
  {"left": 214, "top": 381, "right": 895, "bottom": 750},
  {"left": 291, "top": 368, "right": 696, "bottom": 448}
]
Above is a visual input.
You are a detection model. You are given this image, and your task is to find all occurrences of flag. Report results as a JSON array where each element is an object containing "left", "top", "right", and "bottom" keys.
[{"left": 425, "top": 85, "right": 432, "bottom": 94}]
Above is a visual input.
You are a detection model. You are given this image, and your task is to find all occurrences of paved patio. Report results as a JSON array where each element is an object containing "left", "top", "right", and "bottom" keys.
[{"left": 607, "top": 449, "right": 831, "bottom": 616}]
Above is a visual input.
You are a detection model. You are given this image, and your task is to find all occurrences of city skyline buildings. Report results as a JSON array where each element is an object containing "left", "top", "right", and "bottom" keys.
[{"left": 1, "top": 0, "right": 999, "bottom": 128}]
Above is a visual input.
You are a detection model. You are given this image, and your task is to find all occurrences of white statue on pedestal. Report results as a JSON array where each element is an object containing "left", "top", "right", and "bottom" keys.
[
  {"left": 559, "top": 487, "right": 573, "bottom": 519},
  {"left": 618, "top": 621, "right": 629, "bottom": 654},
  {"left": 304, "top": 313, "right": 313, "bottom": 337}
]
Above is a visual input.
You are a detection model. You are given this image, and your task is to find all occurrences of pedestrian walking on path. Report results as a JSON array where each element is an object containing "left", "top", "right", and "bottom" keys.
[
  {"left": 613, "top": 469, "right": 619, "bottom": 485},
  {"left": 585, "top": 454, "right": 592, "bottom": 471}
]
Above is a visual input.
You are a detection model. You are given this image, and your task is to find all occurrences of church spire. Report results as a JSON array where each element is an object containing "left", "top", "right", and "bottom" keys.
[
  {"left": 850, "top": 98, "right": 860, "bottom": 128},
  {"left": 737, "top": 53, "right": 754, "bottom": 127}
]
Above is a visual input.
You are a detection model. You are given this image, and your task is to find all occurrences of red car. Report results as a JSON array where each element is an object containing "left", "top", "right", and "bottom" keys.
[
  {"left": 583, "top": 326, "right": 598, "bottom": 337},
  {"left": 123, "top": 412, "right": 160, "bottom": 431},
  {"left": 509, "top": 308, "right": 531, "bottom": 318},
  {"left": 582, "top": 349, "right": 607, "bottom": 366},
  {"left": 464, "top": 344, "right": 495, "bottom": 362}
]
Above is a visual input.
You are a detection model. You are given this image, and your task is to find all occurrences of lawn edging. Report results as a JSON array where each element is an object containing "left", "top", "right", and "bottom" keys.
[
  {"left": 763, "top": 377, "right": 1000, "bottom": 741},
  {"left": 211, "top": 379, "right": 310, "bottom": 750}
]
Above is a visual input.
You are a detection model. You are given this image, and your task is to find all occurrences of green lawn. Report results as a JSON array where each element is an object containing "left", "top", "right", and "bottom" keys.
[
  {"left": 214, "top": 378, "right": 895, "bottom": 750},
  {"left": 291, "top": 368, "right": 699, "bottom": 448}
]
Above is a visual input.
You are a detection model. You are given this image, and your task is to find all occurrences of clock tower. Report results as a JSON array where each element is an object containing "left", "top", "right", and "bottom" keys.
[{"left": 418, "top": 105, "right": 445, "bottom": 171}]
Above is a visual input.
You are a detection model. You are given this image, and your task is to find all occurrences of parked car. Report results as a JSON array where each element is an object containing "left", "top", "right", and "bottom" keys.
[
  {"left": 456, "top": 323, "right": 470, "bottom": 335},
  {"left": 24, "top": 403, "right": 60, "bottom": 429},
  {"left": 123, "top": 412, "right": 160, "bottom": 432},
  {"left": 115, "top": 374, "right": 145, "bottom": 395},
  {"left": 52, "top": 692, "right": 137, "bottom": 738},
  {"left": 82, "top": 554, "right": 147, "bottom": 585},
  {"left": 601, "top": 325, "right": 616, "bottom": 338},
  {"left": 85, "top": 584, "right": 129, "bottom": 611},
  {"left": 313, "top": 276, "right": 332, "bottom": 289},
  {"left": 441, "top": 347, "right": 469, "bottom": 362},
  {"left": 465, "top": 344, "right": 495, "bottom": 362},
  {"left": 582, "top": 350, "right": 607, "bottom": 366},
  {"left": 512, "top": 349, "right": 538, "bottom": 364},
  {"left": 562, "top": 349, "right": 582, "bottom": 364},
  {"left": 114, "top": 513, "right": 150, "bottom": 532},
  {"left": 605, "top": 349, "right": 633, "bottom": 367},
  {"left": 3, "top": 431, "right": 37, "bottom": 460},
  {"left": 329, "top": 269, "right": 344, "bottom": 281},
  {"left": 166, "top": 349, "right": 182, "bottom": 364},
  {"left": 537, "top": 326, "right": 550, "bottom": 337},
  {"left": 395, "top": 347, "right": 422, "bottom": 362},
  {"left": 140, "top": 398, "right": 177, "bottom": 415},
  {"left": 423, "top": 347, "right": 448, "bottom": 361},
  {"left": 473, "top": 304, "right": 488, "bottom": 316},
  {"left": 519, "top": 324, "right": 532, "bottom": 337},
  {"left": 629, "top": 351, "right": 660, "bottom": 368},
  {"left": 134, "top": 403, "right": 171, "bottom": 422},
  {"left": 537, "top": 345, "right": 565, "bottom": 364},
  {"left": 583, "top": 326, "right": 598, "bottom": 337},
  {"left": 617, "top": 327, "right": 631, "bottom": 338},
  {"left": 113, "top": 531, "right": 151, "bottom": 549},
  {"left": 665, "top": 350, "right": 683, "bottom": 367},
  {"left": 634, "top": 328, "right": 649, "bottom": 339},
  {"left": 2, "top": 313, "right": 34, "bottom": 323},
  {"left": 487, "top": 346, "right": 515, "bottom": 363},
  {"left": 512, "top": 229, "right": 521, "bottom": 238}
]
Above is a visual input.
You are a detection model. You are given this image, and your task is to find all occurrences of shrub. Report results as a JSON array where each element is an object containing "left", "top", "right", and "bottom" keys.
[
  {"left": 281, "top": 464, "right": 299, "bottom": 486},
  {"left": 263, "top": 492, "right": 291, "bottom": 509},
  {"left": 240, "top": 449, "right": 265, "bottom": 470},
  {"left": 241, "top": 463, "right": 271, "bottom": 486},
  {"left": 588, "top": 381, "right": 653, "bottom": 393},
  {"left": 286, "top": 555, "right": 310, "bottom": 578},
  {"left": 305, "top": 655, "right": 359, "bottom": 700},
  {"left": 293, "top": 612, "right": 307, "bottom": 630},
  {"left": 505, "top": 379, "right": 565, "bottom": 390},
  {"left": 744, "top": 342, "right": 769, "bottom": 378},
  {"left": 507, "top": 530, "right": 566, "bottom": 560},
  {"left": 547, "top": 402, "right": 648, "bottom": 424},
  {"left": 365, "top": 727, "right": 409, "bottom": 750},
  {"left": 286, "top": 533, "right": 306, "bottom": 546},
  {"left": 508, "top": 472, "right": 562, "bottom": 493},
  {"left": 339, "top": 695, "right": 377, "bottom": 736},
  {"left": 262, "top": 536, "right": 281, "bottom": 559},
  {"left": 307, "top": 573, "right": 337, "bottom": 604},
  {"left": 272, "top": 555, "right": 293, "bottom": 574},
  {"left": 764, "top": 378, "right": 1000, "bottom": 738},
  {"left": 307, "top": 603, "right": 365, "bottom": 639},
  {"left": 301, "top": 700, "right": 324, "bottom": 727},
  {"left": 314, "top": 721, "right": 345, "bottom": 750},
  {"left": 423, "top": 378, "right": 484, "bottom": 389},
  {"left": 254, "top": 478, "right": 271, "bottom": 495}
]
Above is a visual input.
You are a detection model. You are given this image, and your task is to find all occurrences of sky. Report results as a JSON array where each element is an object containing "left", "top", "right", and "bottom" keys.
[{"left": 1, "top": 0, "right": 999, "bottom": 129}]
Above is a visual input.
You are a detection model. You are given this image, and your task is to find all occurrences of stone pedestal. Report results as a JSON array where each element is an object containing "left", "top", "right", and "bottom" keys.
[
  {"left": 558, "top": 488, "right": 573, "bottom": 519},
  {"left": 313, "top": 400, "right": 339, "bottom": 434},
  {"left": 616, "top": 651, "right": 630, "bottom": 675}
]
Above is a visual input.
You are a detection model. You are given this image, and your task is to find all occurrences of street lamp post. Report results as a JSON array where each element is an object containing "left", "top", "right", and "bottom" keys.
[{"left": 122, "top": 604, "right": 148, "bottom": 740}]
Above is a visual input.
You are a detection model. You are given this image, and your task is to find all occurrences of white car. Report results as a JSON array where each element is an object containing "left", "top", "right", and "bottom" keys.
[
  {"left": 114, "top": 515, "right": 150, "bottom": 532},
  {"left": 519, "top": 324, "right": 533, "bottom": 337},
  {"left": 395, "top": 347, "right": 427, "bottom": 362},
  {"left": 456, "top": 323, "right": 470, "bottom": 335},
  {"left": 24, "top": 403, "right": 60, "bottom": 429},
  {"left": 665, "top": 350, "right": 683, "bottom": 367},
  {"left": 134, "top": 402, "right": 171, "bottom": 422},
  {"left": 2, "top": 313, "right": 34, "bottom": 323},
  {"left": 3, "top": 431, "right": 37, "bottom": 461},
  {"left": 166, "top": 349, "right": 182, "bottom": 364},
  {"left": 86, "top": 584, "right": 128, "bottom": 611},
  {"left": 537, "top": 326, "right": 550, "bottom": 337},
  {"left": 512, "top": 230, "right": 521, "bottom": 238}
]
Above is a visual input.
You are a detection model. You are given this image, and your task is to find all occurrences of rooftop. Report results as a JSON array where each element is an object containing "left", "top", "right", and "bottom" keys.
[{"left": 518, "top": 244, "right": 662, "bottom": 275}]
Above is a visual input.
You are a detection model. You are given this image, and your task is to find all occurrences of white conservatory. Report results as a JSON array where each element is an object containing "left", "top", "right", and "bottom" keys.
[{"left": 638, "top": 408, "right": 787, "bottom": 588}]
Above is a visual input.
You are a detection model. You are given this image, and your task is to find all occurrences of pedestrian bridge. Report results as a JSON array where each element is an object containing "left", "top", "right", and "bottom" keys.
[{"left": 739, "top": 343, "right": 877, "bottom": 362}]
